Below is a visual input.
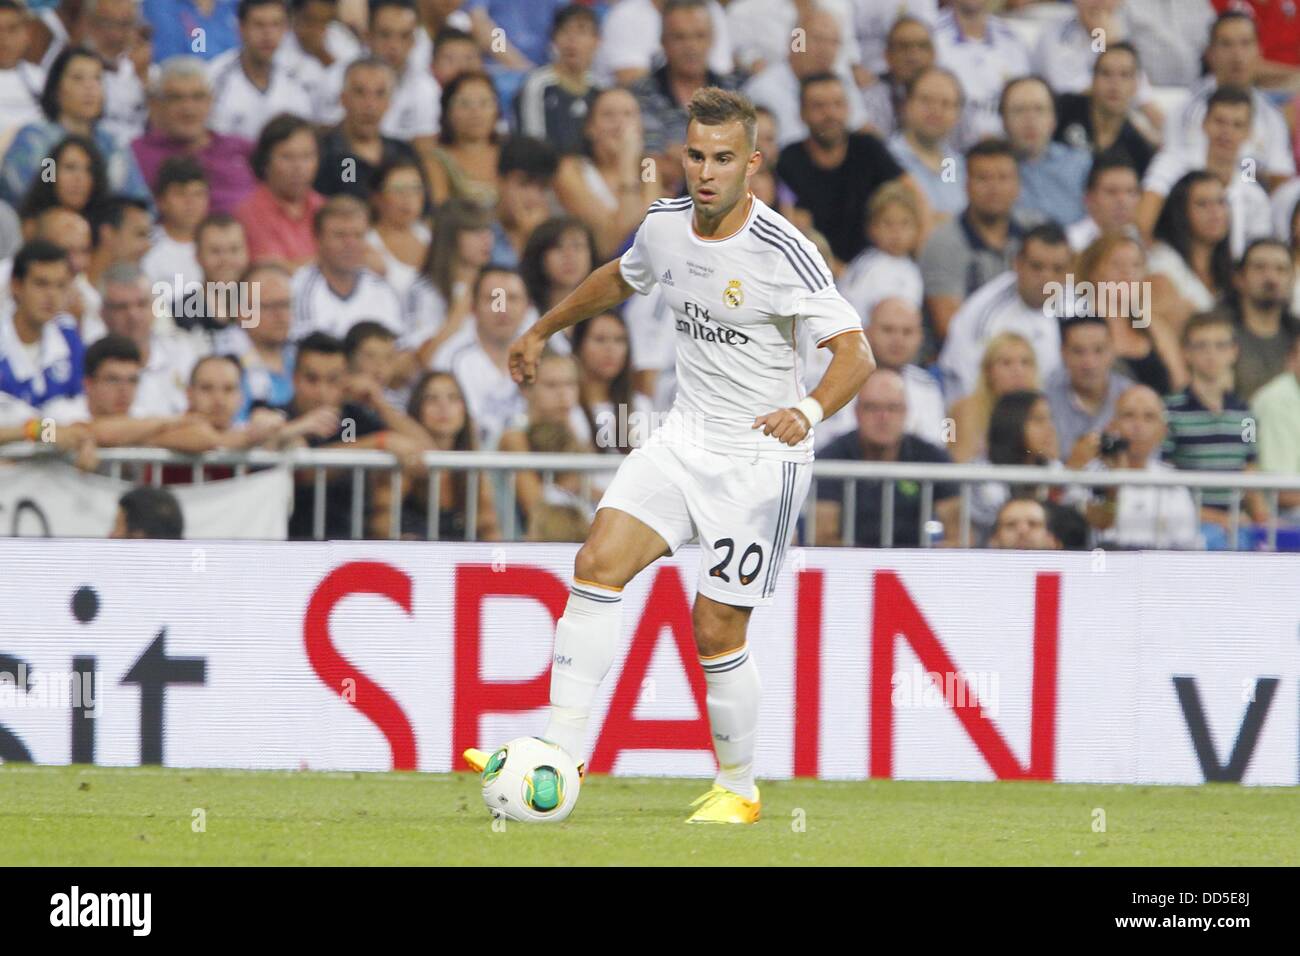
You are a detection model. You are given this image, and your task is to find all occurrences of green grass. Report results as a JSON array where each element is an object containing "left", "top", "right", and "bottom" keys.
[{"left": 1, "top": 765, "right": 1296, "bottom": 865}]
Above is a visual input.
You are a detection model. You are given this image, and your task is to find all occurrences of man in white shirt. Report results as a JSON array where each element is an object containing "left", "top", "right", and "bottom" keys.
[
  {"left": 99, "top": 263, "right": 198, "bottom": 417},
  {"left": 367, "top": 0, "right": 440, "bottom": 149},
  {"left": 933, "top": 0, "right": 1031, "bottom": 150},
  {"left": 207, "top": 0, "right": 313, "bottom": 142},
  {"left": 290, "top": 195, "right": 404, "bottom": 342},
  {"left": 939, "top": 222, "right": 1072, "bottom": 400},
  {"left": 430, "top": 264, "right": 531, "bottom": 450},
  {"left": 0, "top": 0, "right": 44, "bottom": 140},
  {"left": 1162, "top": 10, "right": 1296, "bottom": 190},
  {"left": 742, "top": 5, "right": 868, "bottom": 149},
  {"left": 1138, "top": 85, "right": 1273, "bottom": 259},
  {"left": 596, "top": 0, "right": 733, "bottom": 87},
  {"left": 1087, "top": 383, "right": 1200, "bottom": 549}
]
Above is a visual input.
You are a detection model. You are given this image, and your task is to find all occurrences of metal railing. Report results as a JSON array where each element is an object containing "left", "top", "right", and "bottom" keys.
[{"left": 4, "top": 443, "right": 1300, "bottom": 550}]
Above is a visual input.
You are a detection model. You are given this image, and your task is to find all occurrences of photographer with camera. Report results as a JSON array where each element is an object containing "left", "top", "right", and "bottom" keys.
[{"left": 1084, "top": 384, "right": 1201, "bottom": 550}]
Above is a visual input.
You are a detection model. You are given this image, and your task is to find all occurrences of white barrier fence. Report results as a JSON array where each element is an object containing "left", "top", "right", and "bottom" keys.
[{"left": 0, "top": 540, "right": 1294, "bottom": 786}]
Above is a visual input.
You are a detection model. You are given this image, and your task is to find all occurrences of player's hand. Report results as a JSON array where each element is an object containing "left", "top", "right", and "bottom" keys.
[
  {"left": 508, "top": 329, "right": 546, "bottom": 385},
  {"left": 753, "top": 407, "right": 811, "bottom": 446}
]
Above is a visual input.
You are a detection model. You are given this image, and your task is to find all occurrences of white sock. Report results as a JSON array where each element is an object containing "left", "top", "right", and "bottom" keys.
[
  {"left": 543, "top": 578, "right": 622, "bottom": 764},
  {"left": 701, "top": 644, "right": 761, "bottom": 801}
]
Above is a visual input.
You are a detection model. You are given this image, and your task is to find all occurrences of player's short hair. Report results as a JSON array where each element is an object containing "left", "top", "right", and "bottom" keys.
[
  {"left": 118, "top": 486, "right": 184, "bottom": 539},
  {"left": 1205, "top": 84, "right": 1253, "bottom": 118},
  {"left": 12, "top": 239, "right": 69, "bottom": 281},
  {"left": 190, "top": 353, "right": 244, "bottom": 386},
  {"left": 1084, "top": 152, "right": 1139, "bottom": 192},
  {"left": 686, "top": 87, "right": 757, "bottom": 151},
  {"left": 344, "top": 320, "right": 396, "bottom": 359},
  {"left": 965, "top": 137, "right": 1016, "bottom": 165},
  {"left": 85, "top": 334, "right": 143, "bottom": 378},
  {"left": 313, "top": 194, "right": 368, "bottom": 236}
]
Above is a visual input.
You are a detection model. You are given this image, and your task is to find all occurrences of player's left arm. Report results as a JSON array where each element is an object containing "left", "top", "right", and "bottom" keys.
[{"left": 754, "top": 329, "right": 876, "bottom": 446}]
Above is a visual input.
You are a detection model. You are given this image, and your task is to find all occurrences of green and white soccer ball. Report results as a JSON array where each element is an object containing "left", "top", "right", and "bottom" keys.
[{"left": 480, "top": 736, "right": 581, "bottom": 823}]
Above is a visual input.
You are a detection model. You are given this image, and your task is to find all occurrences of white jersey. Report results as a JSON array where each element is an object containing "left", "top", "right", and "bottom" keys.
[
  {"left": 206, "top": 49, "right": 313, "bottom": 142},
  {"left": 933, "top": 10, "right": 1031, "bottom": 150},
  {"left": 290, "top": 265, "right": 404, "bottom": 342},
  {"left": 618, "top": 194, "right": 863, "bottom": 463},
  {"left": 381, "top": 60, "right": 440, "bottom": 142},
  {"left": 0, "top": 64, "right": 44, "bottom": 139}
]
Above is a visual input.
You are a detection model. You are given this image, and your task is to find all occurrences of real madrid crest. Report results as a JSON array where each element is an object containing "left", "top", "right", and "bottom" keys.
[{"left": 723, "top": 279, "right": 744, "bottom": 309}]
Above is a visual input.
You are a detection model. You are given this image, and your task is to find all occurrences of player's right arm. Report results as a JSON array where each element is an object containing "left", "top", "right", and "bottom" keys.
[{"left": 509, "top": 258, "right": 638, "bottom": 385}]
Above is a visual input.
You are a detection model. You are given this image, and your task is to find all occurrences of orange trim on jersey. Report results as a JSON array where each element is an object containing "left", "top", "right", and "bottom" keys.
[
  {"left": 690, "top": 192, "right": 756, "bottom": 242},
  {"left": 574, "top": 577, "right": 623, "bottom": 593},
  {"left": 816, "top": 327, "right": 867, "bottom": 347},
  {"left": 699, "top": 643, "right": 747, "bottom": 661}
]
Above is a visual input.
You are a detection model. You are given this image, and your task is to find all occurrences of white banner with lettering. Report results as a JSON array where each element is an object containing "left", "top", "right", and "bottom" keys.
[{"left": 0, "top": 461, "right": 293, "bottom": 539}]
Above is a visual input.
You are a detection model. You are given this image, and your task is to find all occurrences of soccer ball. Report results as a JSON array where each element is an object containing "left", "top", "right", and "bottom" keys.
[{"left": 480, "top": 736, "right": 581, "bottom": 823}]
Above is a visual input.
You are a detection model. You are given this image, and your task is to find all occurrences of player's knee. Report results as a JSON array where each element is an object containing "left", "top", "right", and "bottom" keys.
[
  {"left": 572, "top": 540, "right": 626, "bottom": 589},
  {"left": 692, "top": 600, "right": 747, "bottom": 658}
]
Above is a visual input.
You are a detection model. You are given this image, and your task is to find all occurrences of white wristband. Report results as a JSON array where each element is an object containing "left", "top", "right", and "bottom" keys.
[{"left": 794, "top": 397, "right": 824, "bottom": 428}]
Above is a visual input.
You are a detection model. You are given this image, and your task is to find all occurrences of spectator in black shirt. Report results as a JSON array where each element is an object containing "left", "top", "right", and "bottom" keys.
[
  {"left": 315, "top": 57, "right": 423, "bottom": 201},
  {"left": 1053, "top": 42, "right": 1157, "bottom": 178},
  {"left": 814, "top": 369, "right": 959, "bottom": 548},
  {"left": 776, "top": 72, "right": 918, "bottom": 269}
]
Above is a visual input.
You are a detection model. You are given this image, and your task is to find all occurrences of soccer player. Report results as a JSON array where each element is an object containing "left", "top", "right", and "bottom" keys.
[{"left": 464, "top": 88, "right": 876, "bottom": 824}]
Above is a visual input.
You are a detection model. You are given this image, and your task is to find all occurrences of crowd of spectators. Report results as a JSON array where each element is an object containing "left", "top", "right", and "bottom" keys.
[{"left": 0, "top": 0, "right": 1298, "bottom": 550}]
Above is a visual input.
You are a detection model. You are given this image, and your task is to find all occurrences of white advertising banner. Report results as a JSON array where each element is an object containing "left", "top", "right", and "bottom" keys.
[
  {"left": 0, "top": 540, "right": 1295, "bottom": 786},
  {"left": 0, "top": 461, "right": 293, "bottom": 539}
]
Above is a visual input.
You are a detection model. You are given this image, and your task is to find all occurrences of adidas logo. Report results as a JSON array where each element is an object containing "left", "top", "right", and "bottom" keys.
[{"left": 661, "top": 269, "right": 674, "bottom": 285}]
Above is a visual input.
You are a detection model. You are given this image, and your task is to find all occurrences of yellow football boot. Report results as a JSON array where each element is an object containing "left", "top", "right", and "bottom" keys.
[
  {"left": 685, "top": 784, "right": 761, "bottom": 824},
  {"left": 463, "top": 747, "right": 586, "bottom": 778}
]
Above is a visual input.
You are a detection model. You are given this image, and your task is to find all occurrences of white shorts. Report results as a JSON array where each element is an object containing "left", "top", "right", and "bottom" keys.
[{"left": 596, "top": 441, "right": 811, "bottom": 607}]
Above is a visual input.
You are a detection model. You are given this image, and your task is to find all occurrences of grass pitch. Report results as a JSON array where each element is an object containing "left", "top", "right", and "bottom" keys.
[{"left": 1, "top": 765, "right": 1296, "bottom": 866}]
